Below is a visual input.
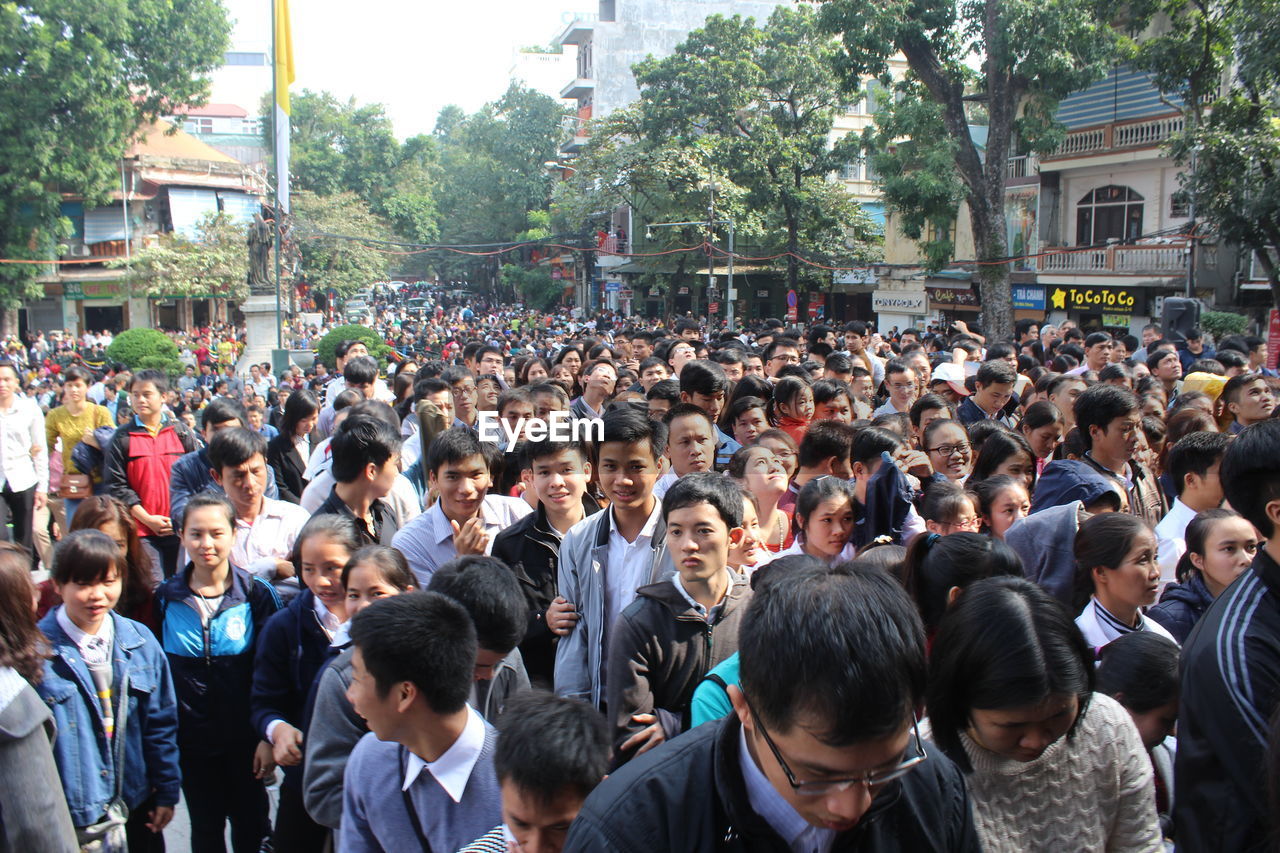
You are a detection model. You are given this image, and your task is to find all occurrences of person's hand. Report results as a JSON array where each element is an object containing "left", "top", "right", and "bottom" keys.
[
  {"left": 146, "top": 805, "right": 174, "bottom": 833},
  {"left": 952, "top": 319, "right": 969, "bottom": 334},
  {"left": 546, "top": 596, "right": 579, "bottom": 636},
  {"left": 34, "top": 491, "right": 46, "bottom": 511},
  {"left": 274, "top": 560, "right": 296, "bottom": 579},
  {"left": 893, "top": 448, "right": 933, "bottom": 480},
  {"left": 451, "top": 517, "right": 490, "bottom": 555},
  {"left": 148, "top": 514, "right": 174, "bottom": 537},
  {"left": 271, "top": 724, "right": 304, "bottom": 766},
  {"left": 622, "top": 714, "right": 666, "bottom": 755},
  {"left": 252, "top": 739, "right": 277, "bottom": 779},
  {"left": 28, "top": 444, "right": 39, "bottom": 458}
]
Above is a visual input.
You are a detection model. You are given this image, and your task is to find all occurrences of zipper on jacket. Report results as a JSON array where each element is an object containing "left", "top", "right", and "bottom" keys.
[{"left": 181, "top": 598, "right": 214, "bottom": 665}]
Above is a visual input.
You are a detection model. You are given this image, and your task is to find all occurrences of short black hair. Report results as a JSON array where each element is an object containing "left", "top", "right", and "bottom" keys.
[
  {"left": 711, "top": 348, "right": 744, "bottom": 368},
  {"left": 811, "top": 379, "right": 852, "bottom": 408},
  {"left": 52, "top": 529, "right": 127, "bottom": 587},
  {"left": 1167, "top": 431, "right": 1232, "bottom": 497},
  {"left": 427, "top": 556, "right": 527, "bottom": 654},
  {"left": 201, "top": 396, "right": 247, "bottom": 430},
  {"left": 343, "top": 355, "right": 379, "bottom": 386},
  {"left": 1014, "top": 318, "right": 1039, "bottom": 338},
  {"left": 645, "top": 378, "right": 680, "bottom": 403},
  {"left": 521, "top": 437, "right": 589, "bottom": 470},
  {"left": 739, "top": 561, "right": 925, "bottom": 744},
  {"left": 661, "top": 471, "right": 743, "bottom": 528},
  {"left": 975, "top": 359, "right": 1016, "bottom": 387},
  {"left": 798, "top": 420, "right": 856, "bottom": 469},
  {"left": 130, "top": 368, "right": 169, "bottom": 394},
  {"left": 662, "top": 401, "right": 714, "bottom": 432},
  {"left": 1221, "top": 420, "right": 1280, "bottom": 538},
  {"left": 1074, "top": 384, "right": 1139, "bottom": 451},
  {"left": 679, "top": 360, "right": 729, "bottom": 397},
  {"left": 493, "top": 692, "right": 610, "bottom": 808},
  {"left": 180, "top": 492, "right": 236, "bottom": 533},
  {"left": 824, "top": 353, "right": 853, "bottom": 375},
  {"left": 898, "top": 531, "right": 1023, "bottom": 634},
  {"left": 851, "top": 426, "right": 903, "bottom": 467},
  {"left": 600, "top": 406, "right": 667, "bottom": 461},
  {"left": 926, "top": 576, "right": 1094, "bottom": 772},
  {"left": 424, "top": 426, "right": 486, "bottom": 475},
  {"left": 330, "top": 414, "right": 403, "bottom": 483},
  {"left": 1096, "top": 631, "right": 1181, "bottom": 714},
  {"left": 206, "top": 427, "right": 268, "bottom": 472},
  {"left": 348, "top": 592, "right": 476, "bottom": 711},
  {"left": 638, "top": 356, "right": 667, "bottom": 374},
  {"left": 762, "top": 337, "right": 800, "bottom": 363},
  {"left": 909, "top": 393, "right": 954, "bottom": 428},
  {"left": 440, "top": 364, "right": 475, "bottom": 387}
]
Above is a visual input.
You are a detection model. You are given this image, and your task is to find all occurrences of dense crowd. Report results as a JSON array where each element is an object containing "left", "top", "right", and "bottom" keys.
[{"left": 1, "top": 303, "right": 1279, "bottom": 853}]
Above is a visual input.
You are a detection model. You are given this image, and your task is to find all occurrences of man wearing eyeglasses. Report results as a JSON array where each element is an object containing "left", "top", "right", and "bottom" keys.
[
  {"left": 763, "top": 338, "right": 803, "bottom": 380},
  {"left": 562, "top": 561, "right": 980, "bottom": 852}
]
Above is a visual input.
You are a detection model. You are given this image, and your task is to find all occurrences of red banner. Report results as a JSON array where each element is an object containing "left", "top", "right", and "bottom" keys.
[{"left": 1268, "top": 309, "right": 1280, "bottom": 370}]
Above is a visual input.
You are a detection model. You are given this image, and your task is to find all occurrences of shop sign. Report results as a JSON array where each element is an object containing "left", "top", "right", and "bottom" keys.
[
  {"left": 708, "top": 302, "right": 719, "bottom": 314},
  {"left": 808, "top": 293, "right": 826, "bottom": 319},
  {"left": 756, "top": 289, "right": 770, "bottom": 298},
  {"left": 1047, "top": 285, "right": 1146, "bottom": 314},
  {"left": 927, "top": 286, "right": 978, "bottom": 307},
  {"left": 604, "top": 280, "right": 621, "bottom": 292},
  {"left": 871, "top": 290, "right": 927, "bottom": 313},
  {"left": 1012, "top": 285, "right": 1046, "bottom": 311},
  {"left": 63, "top": 281, "right": 121, "bottom": 300},
  {"left": 678, "top": 286, "right": 689, "bottom": 295}
]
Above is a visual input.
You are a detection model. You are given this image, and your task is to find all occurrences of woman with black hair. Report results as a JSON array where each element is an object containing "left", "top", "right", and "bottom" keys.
[
  {"left": 267, "top": 389, "right": 320, "bottom": 504},
  {"left": 896, "top": 531, "right": 1022, "bottom": 642},
  {"left": 924, "top": 576, "right": 1161, "bottom": 852}
]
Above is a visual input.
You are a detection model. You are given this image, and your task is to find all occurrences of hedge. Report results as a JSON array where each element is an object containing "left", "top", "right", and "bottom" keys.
[
  {"left": 315, "top": 324, "right": 393, "bottom": 369},
  {"left": 105, "top": 328, "right": 184, "bottom": 377}
]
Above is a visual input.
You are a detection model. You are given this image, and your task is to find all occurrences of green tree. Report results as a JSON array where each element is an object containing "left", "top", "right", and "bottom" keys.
[
  {"left": 1131, "top": 0, "right": 1280, "bottom": 308},
  {"left": 0, "top": 0, "right": 230, "bottom": 319},
  {"left": 109, "top": 212, "right": 248, "bottom": 300},
  {"left": 316, "top": 323, "right": 393, "bottom": 369},
  {"left": 632, "top": 8, "right": 882, "bottom": 294},
  {"left": 500, "top": 210, "right": 566, "bottom": 311},
  {"left": 292, "top": 191, "right": 392, "bottom": 297},
  {"left": 818, "top": 0, "right": 1141, "bottom": 339},
  {"left": 106, "top": 328, "right": 184, "bottom": 376}
]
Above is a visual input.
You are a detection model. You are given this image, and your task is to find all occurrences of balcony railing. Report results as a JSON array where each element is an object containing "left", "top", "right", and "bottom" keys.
[
  {"left": 1037, "top": 242, "right": 1188, "bottom": 275},
  {"left": 1006, "top": 154, "right": 1038, "bottom": 179},
  {"left": 1045, "top": 115, "right": 1184, "bottom": 160}
]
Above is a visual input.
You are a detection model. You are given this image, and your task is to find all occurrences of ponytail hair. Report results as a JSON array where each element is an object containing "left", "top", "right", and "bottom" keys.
[
  {"left": 898, "top": 531, "right": 1023, "bottom": 634},
  {"left": 767, "top": 377, "right": 810, "bottom": 426}
]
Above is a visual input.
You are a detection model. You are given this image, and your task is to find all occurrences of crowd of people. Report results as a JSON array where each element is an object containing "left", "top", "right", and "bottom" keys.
[{"left": 0, "top": 303, "right": 1278, "bottom": 853}]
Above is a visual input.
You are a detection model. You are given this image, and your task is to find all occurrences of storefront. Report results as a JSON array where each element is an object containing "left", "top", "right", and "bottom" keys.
[
  {"left": 871, "top": 289, "right": 928, "bottom": 333},
  {"left": 1042, "top": 283, "right": 1152, "bottom": 334}
]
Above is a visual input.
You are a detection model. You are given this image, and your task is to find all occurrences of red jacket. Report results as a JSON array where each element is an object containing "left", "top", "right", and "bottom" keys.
[{"left": 103, "top": 418, "right": 197, "bottom": 535}]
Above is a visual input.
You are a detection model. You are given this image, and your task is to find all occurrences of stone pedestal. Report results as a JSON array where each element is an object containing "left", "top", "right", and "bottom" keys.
[{"left": 236, "top": 294, "right": 281, "bottom": 375}]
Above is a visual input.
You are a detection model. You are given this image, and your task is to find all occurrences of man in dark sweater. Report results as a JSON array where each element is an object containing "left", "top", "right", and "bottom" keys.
[
  {"left": 565, "top": 559, "right": 980, "bottom": 852},
  {"left": 607, "top": 473, "right": 752, "bottom": 765},
  {"left": 340, "top": 592, "right": 501, "bottom": 853}
]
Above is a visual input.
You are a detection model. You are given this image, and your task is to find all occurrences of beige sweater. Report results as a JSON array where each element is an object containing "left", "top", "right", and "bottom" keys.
[{"left": 928, "top": 693, "right": 1162, "bottom": 853}]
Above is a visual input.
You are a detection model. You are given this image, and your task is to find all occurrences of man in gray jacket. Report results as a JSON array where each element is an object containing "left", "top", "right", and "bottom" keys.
[{"left": 554, "top": 408, "right": 674, "bottom": 710}]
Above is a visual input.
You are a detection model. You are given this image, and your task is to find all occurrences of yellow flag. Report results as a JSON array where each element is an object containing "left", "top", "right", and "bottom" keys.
[{"left": 273, "top": 0, "right": 295, "bottom": 211}]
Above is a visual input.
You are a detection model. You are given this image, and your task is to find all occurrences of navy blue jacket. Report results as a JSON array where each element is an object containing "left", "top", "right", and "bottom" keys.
[
  {"left": 1147, "top": 574, "right": 1214, "bottom": 644},
  {"left": 156, "top": 565, "right": 281, "bottom": 756},
  {"left": 169, "top": 446, "right": 279, "bottom": 530},
  {"left": 37, "top": 611, "right": 182, "bottom": 827},
  {"left": 250, "top": 588, "right": 334, "bottom": 742}
]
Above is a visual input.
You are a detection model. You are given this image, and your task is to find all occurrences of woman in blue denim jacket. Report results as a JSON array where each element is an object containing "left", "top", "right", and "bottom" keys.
[{"left": 36, "top": 530, "right": 181, "bottom": 850}]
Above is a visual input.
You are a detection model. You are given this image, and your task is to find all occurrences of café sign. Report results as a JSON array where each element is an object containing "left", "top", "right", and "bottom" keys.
[
  {"left": 927, "top": 286, "right": 979, "bottom": 307},
  {"left": 1047, "top": 285, "right": 1146, "bottom": 314}
]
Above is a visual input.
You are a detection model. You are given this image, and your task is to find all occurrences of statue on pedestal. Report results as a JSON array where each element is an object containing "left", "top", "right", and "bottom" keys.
[{"left": 247, "top": 212, "right": 273, "bottom": 297}]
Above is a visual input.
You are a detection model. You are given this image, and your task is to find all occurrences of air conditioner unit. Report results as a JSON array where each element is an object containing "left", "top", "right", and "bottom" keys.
[{"left": 68, "top": 244, "right": 91, "bottom": 258}]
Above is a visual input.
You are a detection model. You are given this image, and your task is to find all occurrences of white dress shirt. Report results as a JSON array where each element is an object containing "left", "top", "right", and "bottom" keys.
[
  {"left": 232, "top": 497, "right": 313, "bottom": 579},
  {"left": 392, "top": 495, "right": 532, "bottom": 585},
  {"left": 402, "top": 705, "right": 487, "bottom": 803},
  {"left": 0, "top": 394, "right": 47, "bottom": 492},
  {"left": 1155, "top": 497, "right": 1198, "bottom": 586},
  {"left": 602, "top": 501, "right": 664, "bottom": 666},
  {"left": 56, "top": 605, "right": 114, "bottom": 663},
  {"left": 653, "top": 471, "right": 678, "bottom": 499},
  {"left": 738, "top": 725, "right": 836, "bottom": 853}
]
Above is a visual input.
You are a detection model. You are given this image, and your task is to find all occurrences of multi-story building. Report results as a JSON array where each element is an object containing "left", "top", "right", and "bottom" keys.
[{"left": 30, "top": 120, "right": 264, "bottom": 335}]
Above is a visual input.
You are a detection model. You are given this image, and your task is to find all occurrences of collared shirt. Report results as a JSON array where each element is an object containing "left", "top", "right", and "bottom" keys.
[
  {"left": 232, "top": 496, "right": 312, "bottom": 580},
  {"left": 672, "top": 569, "right": 736, "bottom": 621},
  {"left": 738, "top": 725, "right": 836, "bottom": 853},
  {"left": 1155, "top": 497, "right": 1198, "bottom": 585},
  {"left": 312, "top": 593, "right": 342, "bottom": 642},
  {"left": 603, "top": 500, "right": 664, "bottom": 665},
  {"left": 653, "top": 471, "right": 678, "bottom": 499},
  {"left": 392, "top": 495, "right": 532, "bottom": 585},
  {"left": 314, "top": 486, "right": 400, "bottom": 548},
  {"left": 56, "top": 605, "right": 115, "bottom": 663},
  {"left": 402, "top": 705, "right": 487, "bottom": 804},
  {"left": 0, "top": 394, "right": 48, "bottom": 492}
]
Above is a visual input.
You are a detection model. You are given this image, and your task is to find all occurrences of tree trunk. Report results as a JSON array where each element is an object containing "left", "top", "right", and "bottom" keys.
[{"left": 969, "top": 191, "right": 1014, "bottom": 340}]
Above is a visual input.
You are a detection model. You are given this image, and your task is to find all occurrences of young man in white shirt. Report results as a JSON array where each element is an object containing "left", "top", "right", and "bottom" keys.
[
  {"left": 1155, "top": 431, "right": 1231, "bottom": 583},
  {"left": 0, "top": 358, "right": 48, "bottom": 564},
  {"left": 392, "top": 428, "right": 531, "bottom": 585},
  {"left": 554, "top": 408, "right": 674, "bottom": 709},
  {"left": 208, "top": 428, "right": 311, "bottom": 599}
]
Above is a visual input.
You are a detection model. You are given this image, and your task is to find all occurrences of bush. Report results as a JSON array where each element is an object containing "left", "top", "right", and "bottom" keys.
[
  {"left": 1200, "top": 310, "right": 1248, "bottom": 343},
  {"left": 315, "top": 324, "right": 393, "bottom": 370},
  {"left": 105, "top": 328, "right": 184, "bottom": 377}
]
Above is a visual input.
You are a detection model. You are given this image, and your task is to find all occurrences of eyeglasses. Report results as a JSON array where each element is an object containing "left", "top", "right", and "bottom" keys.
[
  {"left": 745, "top": 695, "right": 927, "bottom": 796},
  {"left": 939, "top": 517, "right": 982, "bottom": 532},
  {"left": 889, "top": 383, "right": 918, "bottom": 393},
  {"left": 769, "top": 353, "right": 800, "bottom": 364},
  {"left": 927, "top": 443, "right": 972, "bottom": 457}
]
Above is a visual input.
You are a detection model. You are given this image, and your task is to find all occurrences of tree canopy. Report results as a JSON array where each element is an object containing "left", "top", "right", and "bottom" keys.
[
  {"left": 818, "top": 0, "right": 1141, "bottom": 338},
  {"left": 0, "top": 0, "right": 230, "bottom": 311},
  {"left": 109, "top": 212, "right": 249, "bottom": 300},
  {"left": 291, "top": 191, "right": 393, "bottom": 297}
]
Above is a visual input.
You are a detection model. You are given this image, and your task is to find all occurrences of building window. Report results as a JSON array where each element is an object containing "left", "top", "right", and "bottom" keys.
[
  {"left": 241, "top": 118, "right": 263, "bottom": 136},
  {"left": 224, "top": 51, "right": 268, "bottom": 66},
  {"left": 183, "top": 117, "right": 213, "bottom": 134},
  {"left": 1170, "top": 189, "right": 1190, "bottom": 219},
  {"left": 1076, "top": 185, "right": 1143, "bottom": 246},
  {"left": 839, "top": 162, "right": 860, "bottom": 181}
]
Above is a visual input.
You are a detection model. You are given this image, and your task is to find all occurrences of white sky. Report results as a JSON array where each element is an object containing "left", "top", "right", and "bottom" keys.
[{"left": 225, "top": 0, "right": 592, "bottom": 138}]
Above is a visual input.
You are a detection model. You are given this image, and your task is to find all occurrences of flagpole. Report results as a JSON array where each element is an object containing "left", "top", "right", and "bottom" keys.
[{"left": 270, "top": 0, "right": 283, "bottom": 351}]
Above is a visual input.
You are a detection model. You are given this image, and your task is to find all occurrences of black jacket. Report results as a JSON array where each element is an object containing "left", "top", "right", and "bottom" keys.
[
  {"left": 491, "top": 498, "right": 599, "bottom": 689},
  {"left": 563, "top": 716, "right": 981, "bottom": 853},
  {"left": 266, "top": 430, "right": 307, "bottom": 504},
  {"left": 1147, "top": 573, "right": 1213, "bottom": 644},
  {"left": 1175, "top": 547, "right": 1280, "bottom": 851}
]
